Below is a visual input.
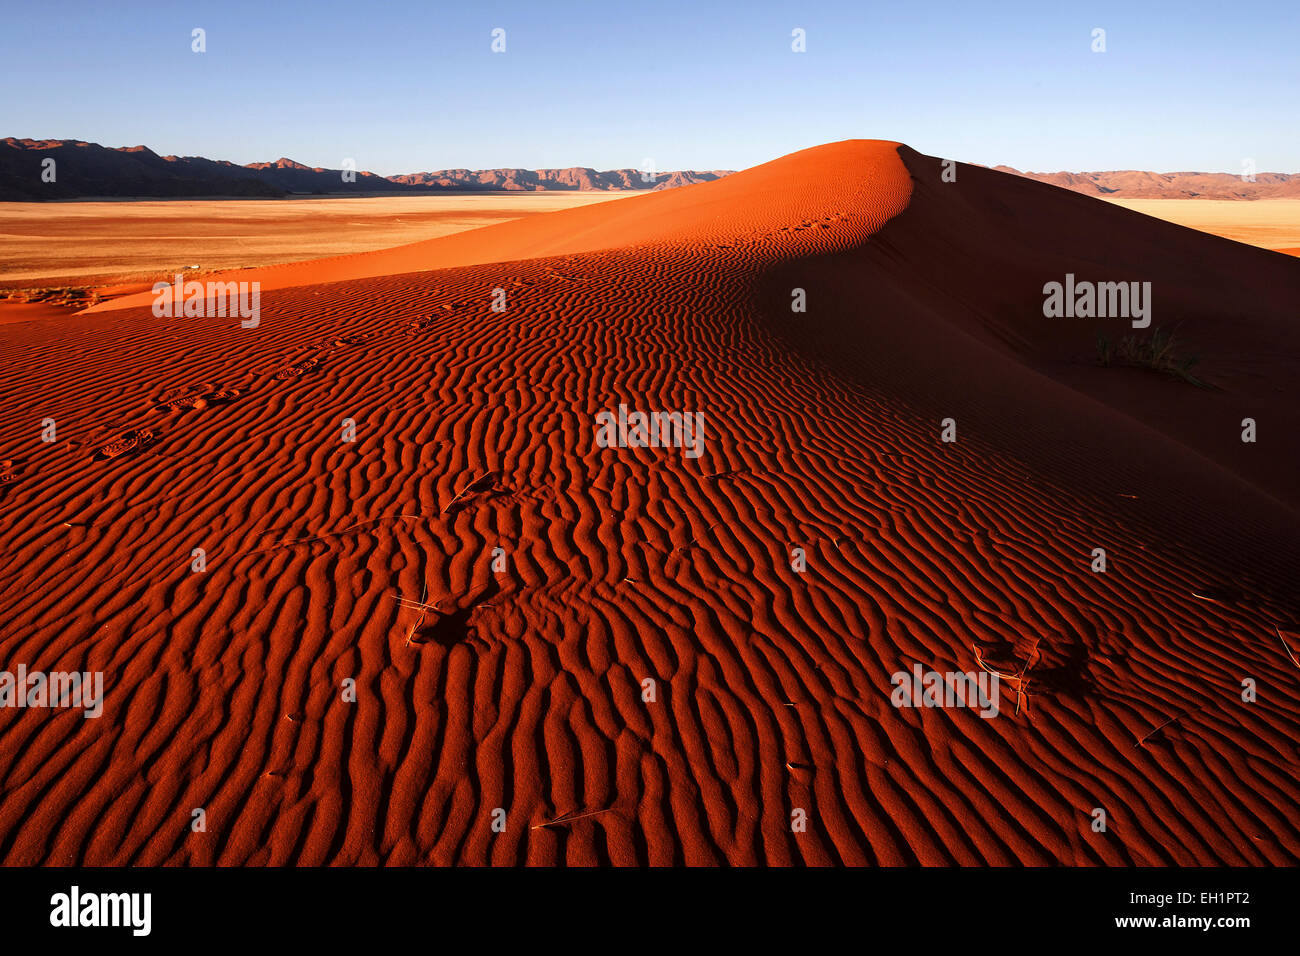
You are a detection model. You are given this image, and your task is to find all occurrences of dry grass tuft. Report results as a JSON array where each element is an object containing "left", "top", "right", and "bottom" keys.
[{"left": 1096, "top": 327, "right": 1211, "bottom": 387}]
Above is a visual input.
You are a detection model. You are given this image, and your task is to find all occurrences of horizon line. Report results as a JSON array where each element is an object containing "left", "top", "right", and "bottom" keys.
[{"left": 7, "top": 136, "right": 1299, "bottom": 179}]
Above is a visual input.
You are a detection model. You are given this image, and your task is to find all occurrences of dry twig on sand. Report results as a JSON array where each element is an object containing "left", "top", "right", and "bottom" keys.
[
  {"left": 676, "top": 522, "right": 718, "bottom": 552},
  {"left": 249, "top": 513, "right": 425, "bottom": 552},
  {"left": 530, "top": 807, "right": 618, "bottom": 830},
  {"left": 441, "top": 471, "right": 499, "bottom": 515},
  {"left": 973, "top": 637, "right": 1041, "bottom": 716},
  {"left": 1276, "top": 626, "right": 1300, "bottom": 670},
  {"left": 1136, "top": 709, "right": 1191, "bottom": 747},
  {"left": 391, "top": 581, "right": 434, "bottom": 647}
]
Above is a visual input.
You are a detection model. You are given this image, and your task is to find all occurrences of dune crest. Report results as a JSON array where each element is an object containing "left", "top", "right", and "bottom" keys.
[{"left": 84, "top": 140, "right": 911, "bottom": 313}]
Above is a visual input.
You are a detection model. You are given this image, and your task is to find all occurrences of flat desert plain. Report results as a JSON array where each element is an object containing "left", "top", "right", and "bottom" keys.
[
  {"left": 0, "top": 143, "right": 1298, "bottom": 865},
  {"left": 0, "top": 193, "right": 632, "bottom": 290},
  {"left": 1103, "top": 198, "right": 1300, "bottom": 257}
]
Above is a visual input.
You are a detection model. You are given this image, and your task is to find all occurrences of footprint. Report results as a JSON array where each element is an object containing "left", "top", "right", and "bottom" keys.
[
  {"left": 157, "top": 395, "right": 205, "bottom": 411},
  {"left": 158, "top": 383, "right": 216, "bottom": 402},
  {"left": 406, "top": 315, "right": 437, "bottom": 332},
  {"left": 154, "top": 383, "right": 242, "bottom": 411},
  {"left": 274, "top": 356, "right": 322, "bottom": 380},
  {"left": 155, "top": 383, "right": 215, "bottom": 410},
  {"left": 0, "top": 461, "right": 19, "bottom": 500},
  {"left": 95, "top": 429, "right": 156, "bottom": 460}
]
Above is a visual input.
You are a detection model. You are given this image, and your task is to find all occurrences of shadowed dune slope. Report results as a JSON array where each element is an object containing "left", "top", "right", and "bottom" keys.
[{"left": 2, "top": 140, "right": 1298, "bottom": 866}]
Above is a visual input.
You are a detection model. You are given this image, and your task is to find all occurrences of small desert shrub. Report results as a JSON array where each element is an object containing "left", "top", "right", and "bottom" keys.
[
  {"left": 1096, "top": 327, "right": 1209, "bottom": 387},
  {"left": 1096, "top": 331, "right": 1114, "bottom": 367}
]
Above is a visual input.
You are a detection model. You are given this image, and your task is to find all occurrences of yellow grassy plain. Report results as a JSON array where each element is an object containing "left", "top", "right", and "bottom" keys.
[
  {"left": 1103, "top": 198, "right": 1300, "bottom": 257},
  {"left": 0, "top": 193, "right": 635, "bottom": 287}
]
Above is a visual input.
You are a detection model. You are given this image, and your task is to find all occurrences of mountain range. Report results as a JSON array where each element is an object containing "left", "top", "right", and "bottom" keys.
[
  {"left": 995, "top": 165, "right": 1300, "bottom": 199},
  {"left": 0, "top": 138, "right": 732, "bottom": 200},
  {"left": 6, "top": 138, "right": 1298, "bottom": 201}
]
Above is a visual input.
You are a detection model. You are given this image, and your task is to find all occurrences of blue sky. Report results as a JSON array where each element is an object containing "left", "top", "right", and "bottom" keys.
[{"left": 2, "top": 0, "right": 1296, "bottom": 175}]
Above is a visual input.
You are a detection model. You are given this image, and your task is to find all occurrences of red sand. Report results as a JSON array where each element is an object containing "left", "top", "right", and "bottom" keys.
[{"left": 1, "top": 141, "right": 1298, "bottom": 865}]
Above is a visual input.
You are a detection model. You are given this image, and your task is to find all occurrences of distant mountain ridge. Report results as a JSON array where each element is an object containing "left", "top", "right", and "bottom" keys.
[
  {"left": 9, "top": 138, "right": 1294, "bottom": 202},
  {"left": 994, "top": 164, "right": 1300, "bottom": 199},
  {"left": 388, "top": 167, "right": 731, "bottom": 191},
  {"left": 0, "top": 138, "right": 733, "bottom": 200}
]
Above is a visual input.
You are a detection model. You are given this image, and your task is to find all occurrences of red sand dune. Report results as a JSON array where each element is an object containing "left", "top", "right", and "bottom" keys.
[{"left": 1, "top": 141, "right": 1298, "bottom": 865}]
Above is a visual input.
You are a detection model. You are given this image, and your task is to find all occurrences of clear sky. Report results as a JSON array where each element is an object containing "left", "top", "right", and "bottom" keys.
[{"left": 2, "top": 0, "right": 1297, "bottom": 176}]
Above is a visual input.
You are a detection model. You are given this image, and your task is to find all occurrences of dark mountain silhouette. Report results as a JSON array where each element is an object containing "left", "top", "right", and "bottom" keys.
[
  {"left": 0, "top": 138, "right": 732, "bottom": 200},
  {"left": 0, "top": 139, "right": 283, "bottom": 199}
]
